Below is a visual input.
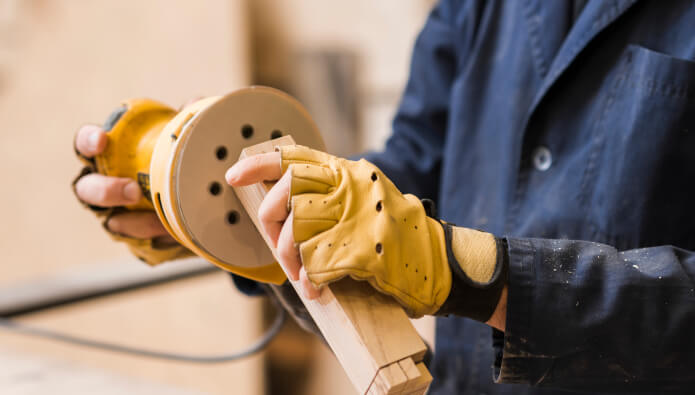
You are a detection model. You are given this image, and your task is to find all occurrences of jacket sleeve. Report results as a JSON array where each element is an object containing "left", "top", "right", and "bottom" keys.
[
  {"left": 362, "top": 0, "right": 461, "bottom": 201},
  {"left": 494, "top": 237, "right": 695, "bottom": 391}
]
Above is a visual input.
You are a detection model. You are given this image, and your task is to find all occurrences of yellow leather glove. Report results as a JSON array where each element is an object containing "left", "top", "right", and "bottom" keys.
[{"left": 281, "top": 145, "right": 507, "bottom": 319}]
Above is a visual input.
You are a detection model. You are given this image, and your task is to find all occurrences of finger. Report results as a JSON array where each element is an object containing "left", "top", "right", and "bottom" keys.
[
  {"left": 276, "top": 213, "right": 301, "bottom": 281},
  {"left": 226, "top": 152, "right": 282, "bottom": 186},
  {"left": 289, "top": 163, "right": 336, "bottom": 195},
  {"left": 279, "top": 145, "right": 335, "bottom": 171},
  {"left": 258, "top": 171, "right": 291, "bottom": 244},
  {"left": 75, "top": 124, "right": 108, "bottom": 157},
  {"left": 300, "top": 267, "right": 321, "bottom": 299},
  {"left": 106, "top": 212, "right": 170, "bottom": 239},
  {"left": 291, "top": 194, "right": 338, "bottom": 242},
  {"left": 75, "top": 173, "right": 142, "bottom": 207}
]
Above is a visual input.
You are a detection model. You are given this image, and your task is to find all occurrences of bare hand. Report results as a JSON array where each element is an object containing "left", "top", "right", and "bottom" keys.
[{"left": 226, "top": 153, "right": 321, "bottom": 298}]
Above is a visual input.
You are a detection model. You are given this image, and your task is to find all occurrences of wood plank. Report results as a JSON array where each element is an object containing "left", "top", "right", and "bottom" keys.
[
  {"left": 366, "top": 362, "right": 408, "bottom": 395},
  {"left": 400, "top": 362, "right": 432, "bottom": 395},
  {"left": 232, "top": 136, "right": 431, "bottom": 394},
  {"left": 367, "top": 358, "right": 432, "bottom": 395}
]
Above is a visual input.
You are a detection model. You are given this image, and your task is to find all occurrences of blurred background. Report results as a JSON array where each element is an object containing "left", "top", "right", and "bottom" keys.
[{"left": 0, "top": 0, "right": 434, "bottom": 393}]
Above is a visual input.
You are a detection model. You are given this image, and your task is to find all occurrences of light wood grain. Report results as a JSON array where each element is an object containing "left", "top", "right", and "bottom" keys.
[
  {"left": 232, "top": 136, "right": 431, "bottom": 394},
  {"left": 0, "top": 349, "right": 202, "bottom": 395}
]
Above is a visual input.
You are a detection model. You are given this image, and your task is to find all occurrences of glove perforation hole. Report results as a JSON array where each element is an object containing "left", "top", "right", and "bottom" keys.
[
  {"left": 375, "top": 243, "right": 383, "bottom": 254},
  {"left": 328, "top": 243, "right": 332, "bottom": 247},
  {"left": 371, "top": 172, "right": 378, "bottom": 182},
  {"left": 376, "top": 201, "right": 382, "bottom": 212},
  {"left": 424, "top": 276, "right": 427, "bottom": 281},
  {"left": 414, "top": 225, "right": 418, "bottom": 230},
  {"left": 209, "top": 182, "right": 222, "bottom": 196}
]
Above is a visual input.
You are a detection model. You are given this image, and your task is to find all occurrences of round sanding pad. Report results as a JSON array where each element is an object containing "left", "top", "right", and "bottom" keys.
[{"left": 152, "top": 87, "right": 324, "bottom": 283}]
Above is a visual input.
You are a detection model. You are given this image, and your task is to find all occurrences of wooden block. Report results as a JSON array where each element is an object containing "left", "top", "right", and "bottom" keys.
[
  {"left": 233, "top": 136, "right": 432, "bottom": 394},
  {"left": 367, "top": 358, "right": 432, "bottom": 395},
  {"left": 401, "top": 362, "right": 432, "bottom": 395},
  {"left": 367, "top": 362, "right": 408, "bottom": 395}
]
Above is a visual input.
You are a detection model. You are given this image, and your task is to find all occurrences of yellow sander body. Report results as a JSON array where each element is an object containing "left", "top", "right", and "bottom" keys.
[{"left": 94, "top": 87, "right": 325, "bottom": 284}]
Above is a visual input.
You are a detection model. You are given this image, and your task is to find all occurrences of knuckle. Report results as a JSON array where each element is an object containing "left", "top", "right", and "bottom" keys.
[
  {"left": 102, "top": 177, "right": 125, "bottom": 203},
  {"left": 106, "top": 216, "right": 123, "bottom": 234},
  {"left": 258, "top": 202, "right": 272, "bottom": 223},
  {"left": 277, "top": 239, "right": 294, "bottom": 262},
  {"left": 250, "top": 155, "right": 264, "bottom": 168},
  {"left": 145, "top": 215, "right": 164, "bottom": 236}
]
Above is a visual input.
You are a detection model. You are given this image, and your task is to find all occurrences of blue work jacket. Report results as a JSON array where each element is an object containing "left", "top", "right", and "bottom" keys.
[
  {"left": 234, "top": 0, "right": 695, "bottom": 393},
  {"left": 360, "top": 0, "right": 695, "bottom": 393}
]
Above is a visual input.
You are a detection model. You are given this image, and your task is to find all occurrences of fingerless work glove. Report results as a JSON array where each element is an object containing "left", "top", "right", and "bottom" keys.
[{"left": 280, "top": 145, "right": 507, "bottom": 319}]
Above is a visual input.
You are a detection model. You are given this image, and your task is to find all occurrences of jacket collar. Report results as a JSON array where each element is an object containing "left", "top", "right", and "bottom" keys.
[{"left": 524, "top": 0, "right": 639, "bottom": 114}]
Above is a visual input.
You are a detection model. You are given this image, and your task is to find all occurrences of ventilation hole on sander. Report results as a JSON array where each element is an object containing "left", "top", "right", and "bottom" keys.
[
  {"left": 215, "top": 146, "right": 228, "bottom": 160},
  {"left": 226, "top": 210, "right": 240, "bottom": 225},
  {"left": 271, "top": 130, "right": 283, "bottom": 139},
  {"left": 209, "top": 182, "right": 222, "bottom": 196},
  {"left": 241, "top": 124, "right": 254, "bottom": 139}
]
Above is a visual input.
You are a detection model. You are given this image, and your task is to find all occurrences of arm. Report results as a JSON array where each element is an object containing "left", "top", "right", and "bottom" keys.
[
  {"left": 230, "top": 0, "right": 464, "bottom": 311},
  {"left": 496, "top": 237, "right": 695, "bottom": 391}
]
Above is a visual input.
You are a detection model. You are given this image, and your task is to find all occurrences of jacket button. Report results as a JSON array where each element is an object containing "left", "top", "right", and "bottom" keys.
[{"left": 532, "top": 146, "right": 552, "bottom": 171}]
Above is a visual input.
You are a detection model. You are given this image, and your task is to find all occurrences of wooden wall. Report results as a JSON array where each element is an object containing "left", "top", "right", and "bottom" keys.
[{"left": 0, "top": 1, "right": 263, "bottom": 394}]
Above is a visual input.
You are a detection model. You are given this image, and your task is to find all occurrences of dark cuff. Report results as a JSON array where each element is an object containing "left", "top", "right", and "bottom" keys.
[
  {"left": 435, "top": 227, "right": 509, "bottom": 323},
  {"left": 493, "top": 237, "right": 552, "bottom": 385}
]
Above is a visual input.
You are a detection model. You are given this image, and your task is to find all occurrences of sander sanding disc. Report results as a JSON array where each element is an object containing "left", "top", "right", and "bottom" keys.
[{"left": 169, "top": 87, "right": 324, "bottom": 277}]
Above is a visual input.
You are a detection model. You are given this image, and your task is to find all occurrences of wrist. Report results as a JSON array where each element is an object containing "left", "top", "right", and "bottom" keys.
[
  {"left": 435, "top": 223, "right": 508, "bottom": 322},
  {"left": 485, "top": 284, "right": 508, "bottom": 332}
]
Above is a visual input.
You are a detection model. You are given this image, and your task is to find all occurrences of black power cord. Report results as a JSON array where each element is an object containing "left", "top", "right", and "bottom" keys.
[{"left": 0, "top": 298, "right": 286, "bottom": 363}]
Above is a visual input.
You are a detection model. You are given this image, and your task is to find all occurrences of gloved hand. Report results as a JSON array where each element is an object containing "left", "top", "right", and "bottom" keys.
[
  {"left": 227, "top": 145, "right": 507, "bottom": 320},
  {"left": 73, "top": 124, "right": 191, "bottom": 264}
]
